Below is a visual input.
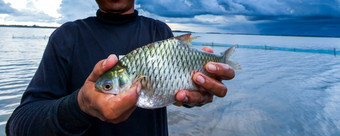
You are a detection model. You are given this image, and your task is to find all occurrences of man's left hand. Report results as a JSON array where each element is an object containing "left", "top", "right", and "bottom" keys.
[{"left": 175, "top": 47, "right": 235, "bottom": 107}]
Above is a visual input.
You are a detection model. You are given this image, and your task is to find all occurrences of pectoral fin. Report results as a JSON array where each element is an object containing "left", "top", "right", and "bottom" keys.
[{"left": 132, "top": 74, "right": 147, "bottom": 89}]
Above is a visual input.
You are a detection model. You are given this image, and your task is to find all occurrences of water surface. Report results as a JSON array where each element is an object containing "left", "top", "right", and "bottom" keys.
[
  {"left": 0, "top": 27, "right": 54, "bottom": 135},
  {"left": 170, "top": 32, "right": 340, "bottom": 135},
  {"left": 0, "top": 27, "right": 339, "bottom": 136}
]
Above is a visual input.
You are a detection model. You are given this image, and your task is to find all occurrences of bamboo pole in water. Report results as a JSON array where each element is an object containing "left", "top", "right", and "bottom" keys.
[{"left": 334, "top": 48, "right": 336, "bottom": 56}]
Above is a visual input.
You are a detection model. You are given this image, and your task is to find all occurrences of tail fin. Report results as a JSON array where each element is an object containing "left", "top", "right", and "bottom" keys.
[{"left": 223, "top": 44, "right": 242, "bottom": 70}]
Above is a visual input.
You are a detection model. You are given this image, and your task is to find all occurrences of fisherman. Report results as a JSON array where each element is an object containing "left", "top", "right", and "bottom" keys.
[{"left": 6, "top": 0, "right": 235, "bottom": 135}]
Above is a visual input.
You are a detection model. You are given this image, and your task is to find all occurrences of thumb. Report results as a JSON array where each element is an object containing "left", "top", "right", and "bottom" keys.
[
  {"left": 108, "top": 82, "right": 141, "bottom": 111},
  {"left": 120, "top": 82, "right": 141, "bottom": 102},
  {"left": 87, "top": 54, "right": 118, "bottom": 82}
]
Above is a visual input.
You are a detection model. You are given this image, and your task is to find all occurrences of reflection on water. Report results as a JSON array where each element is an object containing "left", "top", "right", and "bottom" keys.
[
  {"left": 0, "top": 28, "right": 340, "bottom": 135},
  {"left": 0, "top": 27, "right": 54, "bottom": 135},
  {"left": 168, "top": 45, "right": 340, "bottom": 135}
]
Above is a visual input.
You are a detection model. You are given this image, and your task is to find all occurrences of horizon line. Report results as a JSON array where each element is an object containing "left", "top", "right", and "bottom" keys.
[{"left": 1, "top": 24, "right": 339, "bottom": 38}]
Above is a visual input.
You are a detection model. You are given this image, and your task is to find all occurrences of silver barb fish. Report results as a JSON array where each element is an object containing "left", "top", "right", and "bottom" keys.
[{"left": 95, "top": 34, "right": 241, "bottom": 109}]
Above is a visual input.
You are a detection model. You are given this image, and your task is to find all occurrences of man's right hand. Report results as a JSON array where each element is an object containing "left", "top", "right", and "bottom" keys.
[{"left": 77, "top": 54, "right": 141, "bottom": 124}]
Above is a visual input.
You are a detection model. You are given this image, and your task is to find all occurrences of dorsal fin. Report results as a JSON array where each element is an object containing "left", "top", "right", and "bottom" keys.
[
  {"left": 175, "top": 33, "right": 191, "bottom": 42},
  {"left": 174, "top": 33, "right": 199, "bottom": 47}
]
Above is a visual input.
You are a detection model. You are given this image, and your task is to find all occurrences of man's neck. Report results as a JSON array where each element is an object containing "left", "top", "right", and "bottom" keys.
[{"left": 99, "top": 7, "right": 134, "bottom": 15}]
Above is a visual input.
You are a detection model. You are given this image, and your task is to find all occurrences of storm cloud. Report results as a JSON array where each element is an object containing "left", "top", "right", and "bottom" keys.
[
  {"left": 136, "top": 0, "right": 340, "bottom": 36},
  {"left": 1, "top": 0, "right": 340, "bottom": 36},
  {"left": 136, "top": 0, "right": 340, "bottom": 17}
]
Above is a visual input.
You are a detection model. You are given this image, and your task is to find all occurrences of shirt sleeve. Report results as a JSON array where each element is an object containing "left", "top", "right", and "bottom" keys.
[{"left": 6, "top": 23, "right": 91, "bottom": 136}]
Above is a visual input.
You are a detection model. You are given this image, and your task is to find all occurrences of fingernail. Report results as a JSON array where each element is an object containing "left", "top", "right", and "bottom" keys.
[
  {"left": 183, "top": 96, "right": 188, "bottom": 103},
  {"left": 103, "top": 55, "right": 115, "bottom": 67},
  {"left": 207, "top": 63, "right": 217, "bottom": 73},
  {"left": 196, "top": 75, "right": 205, "bottom": 84},
  {"left": 102, "top": 59, "right": 107, "bottom": 67}
]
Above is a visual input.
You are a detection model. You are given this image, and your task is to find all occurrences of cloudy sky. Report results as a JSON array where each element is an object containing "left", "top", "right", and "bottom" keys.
[{"left": 0, "top": 0, "right": 340, "bottom": 36}]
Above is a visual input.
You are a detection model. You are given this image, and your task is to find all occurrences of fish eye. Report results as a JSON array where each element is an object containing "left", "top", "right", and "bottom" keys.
[{"left": 102, "top": 81, "right": 113, "bottom": 91}]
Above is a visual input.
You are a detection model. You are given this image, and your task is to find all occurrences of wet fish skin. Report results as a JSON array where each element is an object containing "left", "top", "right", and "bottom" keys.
[{"left": 95, "top": 34, "right": 241, "bottom": 109}]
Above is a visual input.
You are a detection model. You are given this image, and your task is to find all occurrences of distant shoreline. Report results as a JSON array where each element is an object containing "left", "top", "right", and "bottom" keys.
[
  {"left": 1, "top": 25, "right": 338, "bottom": 38},
  {"left": 0, "top": 24, "right": 58, "bottom": 29}
]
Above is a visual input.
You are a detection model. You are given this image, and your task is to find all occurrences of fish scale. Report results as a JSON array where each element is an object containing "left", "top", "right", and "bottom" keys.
[{"left": 95, "top": 34, "right": 241, "bottom": 109}]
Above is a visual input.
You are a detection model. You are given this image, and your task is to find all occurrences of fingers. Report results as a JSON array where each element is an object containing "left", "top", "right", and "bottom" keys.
[
  {"left": 205, "top": 62, "right": 235, "bottom": 80},
  {"left": 78, "top": 54, "right": 141, "bottom": 124},
  {"left": 193, "top": 73, "right": 227, "bottom": 97},
  {"left": 176, "top": 90, "right": 213, "bottom": 106},
  {"left": 174, "top": 47, "right": 233, "bottom": 107},
  {"left": 87, "top": 54, "right": 118, "bottom": 82},
  {"left": 79, "top": 68, "right": 141, "bottom": 124},
  {"left": 202, "top": 46, "right": 235, "bottom": 80},
  {"left": 174, "top": 46, "right": 232, "bottom": 107},
  {"left": 98, "top": 82, "right": 141, "bottom": 123},
  {"left": 107, "top": 82, "right": 140, "bottom": 113}
]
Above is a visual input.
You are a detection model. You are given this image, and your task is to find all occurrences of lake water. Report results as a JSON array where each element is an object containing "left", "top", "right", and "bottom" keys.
[{"left": 0, "top": 27, "right": 340, "bottom": 136}]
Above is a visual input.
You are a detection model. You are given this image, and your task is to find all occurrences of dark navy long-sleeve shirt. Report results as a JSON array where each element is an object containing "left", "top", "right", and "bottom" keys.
[{"left": 6, "top": 10, "right": 173, "bottom": 136}]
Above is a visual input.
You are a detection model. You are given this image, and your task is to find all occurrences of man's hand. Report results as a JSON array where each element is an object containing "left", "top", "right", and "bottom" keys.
[
  {"left": 176, "top": 47, "right": 235, "bottom": 107},
  {"left": 77, "top": 54, "right": 141, "bottom": 124}
]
